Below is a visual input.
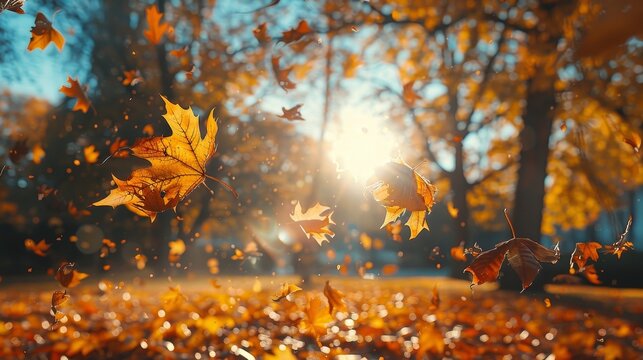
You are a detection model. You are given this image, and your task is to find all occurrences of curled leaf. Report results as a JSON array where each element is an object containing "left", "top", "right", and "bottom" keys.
[
  {"left": 290, "top": 201, "right": 335, "bottom": 246},
  {"left": 60, "top": 77, "right": 92, "bottom": 113},
  {"left": 272, "top": 282, "right": 302, "bottom": 302},
  {"left": 323, "top": 281, "right": 346, "bottom": 315},
  {"left": 55, "top": 262, "right": 89, "bottom": 288},
  {"left": 27, "top": 12, "right": 64, "bottom": 52},
  {"left": 271, "top": 56, "right": 296, "bottom": 92},
  {"left": 278, "top": 104, "right": 305, "bottom": 121}
]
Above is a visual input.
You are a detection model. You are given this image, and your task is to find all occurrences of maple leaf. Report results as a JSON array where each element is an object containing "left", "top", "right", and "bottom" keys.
[
  {"left": 0, "top": 0, "right": 25, "bottom": 14},
  {"left": 299, "top": 295, "right": 333, "bottom": 345},
  {"left": 60, "top": 77, "right": 92, "bottom": 113},
  {"left": 271, "top": 56, "right": 296, "bottom": 92},
  {"left": 569, "top": 241, "right": 602, "bottom": 271},
  {"left": 290, "top": 201, "right": 335, "bottom": 246},
  {"left": 602, "top": 216, "right": 634, "bottom": 259},
  {"left": 580, "top": 264, "right": 601, "bottom": 285},
  {"left": 368, "top": 161, "right": 437, "bottom": 240},
  {"left": 24, "top": 238, "right": 49, "bottom": 257},
  {"left": 280, "top": 20, "right": 312, "bottom": 44},
  {"left": 450, "top": 243, "right": 467, "bottom": 262},
  {"left": 32, "top": 143, "right": 45, "bottom": 164},
  {"left": 84, "top": 145, "right": 99, "bottom": 164},
  {"left": 323, "top": 281, "right": 346, "bottom": 315},
  {"left": 464, "top": 210, "right": 560, "bottom": 291},
  {"left": 253, "top": 23, "right": 271, "bottom": 44},
  {"left": 416, "top": 324, "right": 445, "bottom": 358},
  {"left": 27, "top": 12, "right": 64, "bottom": 52},
  {"left": 168, "top": 46, "right": 188, "bottom": 58},
  {"left": 109, "top": 138, "right": 129, "bottom": 158},
  {"left": 51, "top": 290, "right": 69, "bottom": 309},
  {"left": 93, "top": 96, "right": 236, "bottom": 222},
  {"left": 272, "top": 282, "right": 302, "bottom": 302},
  {"left": 122, "top": 70, "right": 143, "bottom": 86},
  {"left": 143, "top": 5, "right": 170, "bottom": 45},
  {"left": 55, "top": 262, "right": 89, "bottom": 288},
  {"left": 278, "top": 104, "right": 305, "bottom": 121}
]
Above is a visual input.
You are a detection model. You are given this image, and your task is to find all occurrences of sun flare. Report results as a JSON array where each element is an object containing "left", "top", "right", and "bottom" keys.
[{"left": 329, "top": 113, "right": 398, "bottom": 182}]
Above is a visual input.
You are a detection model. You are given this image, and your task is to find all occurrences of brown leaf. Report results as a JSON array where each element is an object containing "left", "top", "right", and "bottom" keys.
[
  {"left": 580, "top": 264, "right": 601, "bottom": 285},
  {"left": 278, "top": 104, "right": 305, "bottom": 121},
  {"left": 281, "top": 20, "right": 312, "bottom": 44},
  {"left": 122, "top": 70, "right": 143, "bottom": 86},
  {"left": 323, "top": 281, "right": 346, "bottom": 315},
  {"left": 60, "top": 77, "right": 92, "bottom": 113},
  {"left": 602, "top": 216, "right": 634, "bottom": 259},
  {"left": 290, "top": 201, "right": 335, "bottom": 246},
  {"left": 570, "top": 242, "right": 602, "bottom": 270},
  {"left": 55, "top": 262, "right": 89, "bottom": 288},
  {"left": 1, "top": 0, "right": 26, "bottom": 14},
  {"left": 27, "top": 13, "right": 64, "bottom": 52},
  {"left": 253, "top": 23, "right": 271, "bottom": 44},
  {"left": 143, "top": 5, "right": 170, "bottom": 45},
  {"left": 51, "top": 290, "right": 69, "bottom": 308},
  {"left": 271, "top": 56, "right": 296, "bottom": 92},
  {"left": 464, "top": 210, "right": 559, "bottom": 291}
]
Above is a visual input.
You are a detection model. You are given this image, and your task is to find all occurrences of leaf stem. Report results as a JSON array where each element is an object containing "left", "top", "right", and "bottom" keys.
[
  {"left": 204, "top": 174, "right": 238, "bottom": 198},
  {"left": 504, "top": 208, "right": 516, "bottom": 238}
]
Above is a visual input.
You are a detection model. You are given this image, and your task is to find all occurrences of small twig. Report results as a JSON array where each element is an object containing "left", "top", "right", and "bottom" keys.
[
  {"left": 504, "top": 208, "right": 516, "bottom": 238},
  {"left": 98, "top": 146, "right": 132, "bottom": 166},
  {"left": 204, "top": 174, "right": 238, "bottom": 198}
]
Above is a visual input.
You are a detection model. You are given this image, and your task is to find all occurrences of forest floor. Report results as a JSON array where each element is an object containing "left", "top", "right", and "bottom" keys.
[{"left": 0, "top": 276, "right": 641, "bottom": 359}]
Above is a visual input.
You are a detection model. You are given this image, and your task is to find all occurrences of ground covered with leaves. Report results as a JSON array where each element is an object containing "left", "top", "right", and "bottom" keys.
[{"left": 1, "top": 277, "right": 641, "bottom": 359}]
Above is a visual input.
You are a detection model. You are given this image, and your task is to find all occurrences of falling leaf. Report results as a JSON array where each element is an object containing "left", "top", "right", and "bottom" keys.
[
  {"left": 0, "top": 0, "right": 25, "bottom": 14},
  {"left": 27, "top": 12, "right": 64, "bottom": 52},
  {"left": 272, "top": 282, "right": 302, "bottom": 302},
  {"left": 93, "top": 96, "right": 236, "bottom": 222},
  {"left": 381, "top": 264, "right": 398, "bottom": 276},
  {"left": 299, "top": 295, "right": 333, "bottom": 344},
  {"left": 464, "top": 210, "right": 560, "bottom": 291},
  {"left": 580, "top": 264, "right": 601, "bottom": 285},
  {"left": 161, "top": 286, "right": 187, "bottom": 306},
  {"left": 385, "top": 220, "right": 402, "bottom": 242},
  {"left": 569, "top": 242, "right": 602, "bottom": 271},
  {"left": 168, "top": 46, "right": 188, "bottom": 58},
  {"left": 450, "top": 243, "right": 467, "bottom": 262},
  {"left": 24, "top": 238, "right": 49, "bottom": 257},
  {"left": 210, "top": 279, "right": 221, "bottom": 289},
  {"left": 278, "top": 104, "right": 305, "bottom": 121},
  {"left": 134, "top": 254, "right": 147, "bottom": 270},
  {"left": 368, "top": 161, "right": 437, "bottom": 240},
  {"left": 184, "top": 64, "right": 195, "bottom": 80},
  {"left": 271, "top": 56, "right": 296, "bottom": 92},
  {"left": 9, "top": 139, "right": 28, "bottom": 164},
  {"left": 464, "top": 242, "right": 482, "bottom": 257},
  {"left": 281, "top": 20, "right": 312, "bottom": 44},
  {"left": 168, "top": 239, "right": 186, "bottom": 262},
  {"left": 623, "top": 132, "right": 641, "bottom": 153},
  {"left": 60, "top": 77, "right": 92, "bottom": 113},
  {"left": 51, "top": 290, "right": 69, "bottom": 309},
  {"left": 402, "top": 80, "right": 420, "bottom": 105},
  {"left": 602, "top": 216, "right": 634, "bottom": 259},
  {"left": 323, "top": 281, "right": 346, "bottom": 315},
  {"left": 447, "top": 200, "right": 459, "bottom": 219},
  {"left": 143, "top": 5, "right": 170, "bottom": 45},
  {"left": 37, "top": 184, "right": 56, "bottom": 200},
  {"left": 108, "top": 138, "right": 129, "bottom": 158},
  {"left": 360, "top": 232, "right": 372, "bottom": 250},
  {"left": 32, "top": 143, "right": 45, "bottom": 164},
  {"left": 416, "top": 324, "right": 445, "bottom": 358},
  {"left": 290, "top": 201, "right": 335, "bottom": 246},
  {"left": 231, "top": 248, "right": 245, "bottom": 261},
  {"left": 253, "top": 23, "right": 271, "bottom": 44},
  {"left": 55, "top": 262, "right": 89, "bottom": 288},
  {"left": 122, "top": 70, "right": 143, "bottom": 86},
  {"left": 83, "top": 145, "right": 99, "bottom": 164}
]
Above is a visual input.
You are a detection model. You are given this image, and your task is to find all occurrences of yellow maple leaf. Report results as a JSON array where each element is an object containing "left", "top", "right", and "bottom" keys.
[
  {"left": 299, "top": 295, "right": 333, "bottom": 344},
  {"left": 290, "top": 201, "right": 335, "bottom": 246},
  {"left": 93, "top": 96, "right": 235, "bottom": 221},
  {"left": 272, "top": 282, "right": 302, "bottom": 302},
  {"left": 368, "top": 161, "right": 437, "bottom": 240},
  {"left": 143, "top": 5, "right": 170, "bottom": 45}
]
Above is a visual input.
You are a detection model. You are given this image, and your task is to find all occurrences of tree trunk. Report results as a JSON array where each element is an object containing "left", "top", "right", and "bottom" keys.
[{"left": 449, "top": 141, "right": 470, "bottom": 278}]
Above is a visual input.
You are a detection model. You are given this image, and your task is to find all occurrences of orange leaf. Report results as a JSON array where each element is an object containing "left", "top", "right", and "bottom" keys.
[
  {"left": 271, "top": 56, "right": 296, "bottom": 92},
  {"left": 27, "top": 13, "right": 65, "bottom": 52},
  {"left": 55, "top": 262, "right": 89, "bottom": 288},
  {"left": 281, "top": 20, "right": 312, "bottom": 44},
  {"left": 143, "top": 5, "right": 170, "bottom": 45},
  {"left": 299, "top": 295, "right": 333, "bottom": 344},
  {"left": 272, "top": 282, "right": 302, "bottom": 302},
  {"left": 290, "top": 201, "right": 335, "bottom": 246},
  {"left": 570, "top": 242, "right": 602, "bottom": 270},
  {"left": 83, "top": 145, "right": 99, "bottom": 164},
  {"left": 24, "top": 238, "right": 49, "bottom": 257},
  {"left": 278, "top": 104, "right": 305, "bottom": 121},
  {"left": 122, "top": 70, "right": 143, "bottom": 86},
  {"left": 60, "top": 77, "right": 92, "bottom": 113},
  {"left": 253, "top": 23, "right": 271, "bottom": 44},
  {"left": 323, "top": 281, "right": 346, "bottom": 315}
]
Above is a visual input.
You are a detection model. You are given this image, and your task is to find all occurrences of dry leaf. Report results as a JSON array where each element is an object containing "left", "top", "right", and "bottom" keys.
[
  {"left": 368, "top": 161, "right": 437, "bottom": 240},
  {"left": 450, "top": 243, "right": 467, "bottom": 262},
  {"left": 122, "top": 70, "right": 143, "bottom": 86},
  {"left": 271, "top": 56, "right": 296, "bottom": 92},
  {"left": 323, "top": 280, "right": 346, "bottom": 315},
  {"left": 169, "top": 46, "right": 188, "bottom": 58},
  {"left": 27, "top": 13, "right": 64, "bottom": 52},
  {"left": 290, "top": 201, "right": 335, "bottom": 246},
  {"left": 402, "top": 80, "right": 420, "bottom": 105},
  {"left": 429, "top": 284, "right": 440, "bottom": 310},
  {"left": 168, "top": 239, "right": 186, "bottom": 262},
  {"left": 1, "top": 0, "right": 25, "bottom": 14},
  {"left": 569, "top": 242, "right": 602, "bottom": 271},
  {"left": 299, "top": 295, "right": 333, "bottom": 344},
  {"left": 272, "top": 282, "right": 302, "bottom": 302},
  {"left": 281, "top": 20, "right": 312, "bottom": 44},
  {"left": 623, "top": 132, "right": 641, "bottom": 153},
  {"left": 143, "top": 5, "right": 170, "bottom": 45},
  {"left": 278, "top": 104, "right": 305, "bottom": 121},
  {"left": 84, "top": 145, "right": 99, "bottom": 164},
  {"left": 265, "top": 345, "right": 296, "bottom": 360},
  {"left": 464, "top": 210, "right": 560, "bottom": 291},
  {"left": 93, "top": 96, "right": 236, "bottom": 221},
  {"left": 580, "top": 264, "right": 601, "bottom": 285},
  {"left": 51, "top": 290, "right": 69, "bottom": 309},
  {"left": 416, "top": 324, "right": 445, "bottom": 358},
  {"left": 55, "top": 262, "right": 89, "bottom": 288},
  {"left": 602, "top": 216, "right": 634, "bottom": 259},
  {"left": 60, "top": 77, "right": 92, "bottom": 113},
  {"left": 32, "top": 143, "right": 45, "bottom": 164},
  {"left": 253, "top": 23, "right": 271, "bottom": 44},
  {"left": 24, "top": 239, "right": 49, "bottom": 257}
]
